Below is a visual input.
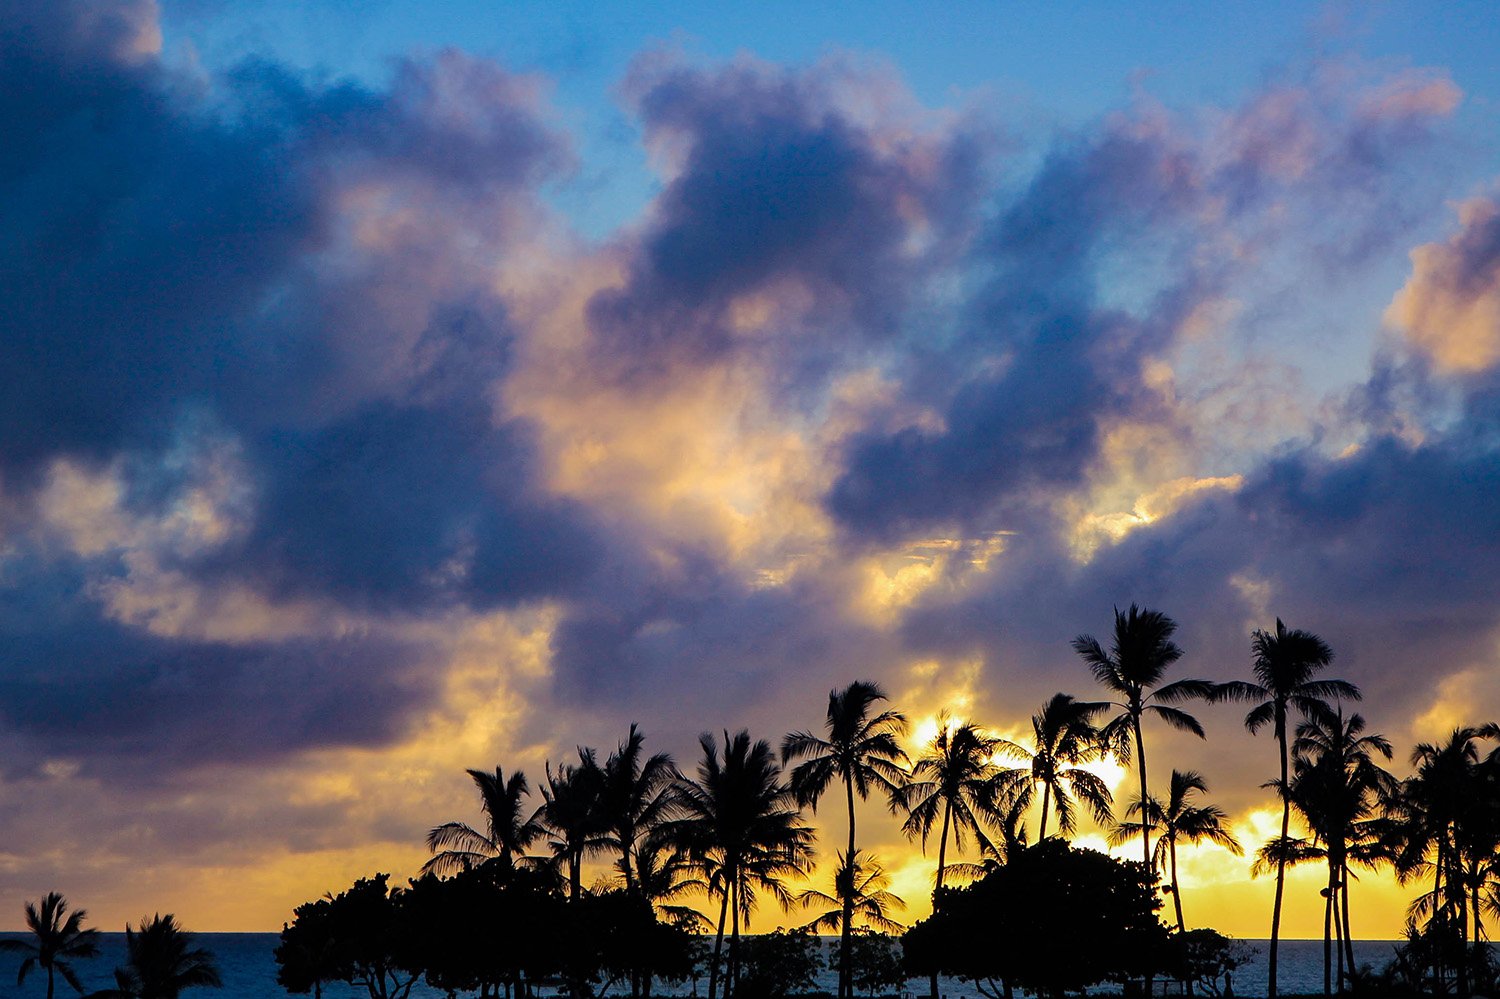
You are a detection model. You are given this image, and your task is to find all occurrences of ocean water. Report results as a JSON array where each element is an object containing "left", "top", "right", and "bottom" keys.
[{"left": 0, "top": 934, "right": 1425, "bottom": 998}]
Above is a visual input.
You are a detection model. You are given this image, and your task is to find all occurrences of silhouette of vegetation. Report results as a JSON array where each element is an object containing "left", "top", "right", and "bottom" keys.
[
  {"left": 1216, "top": 617, "right": 1357, "bottom": 999},
  {"left": 903, "top": 838, "right": 1168, "bottom": 999},
  {"left": 1170, "top": 929, "right": 1256, "bottom": 997},
  {"left": 796, "top": 851, "right": 905, "bottom": 935},
  {"left": 847, "top": 930, "right": 905, "bottom": 998},
  {"left": 92, "top": 914, "right": 221, "bottom": 999},
  {"left": 997, "top": 692, "right": 1113, "bottom": 840},
  {"left": 0, "top": 893, "right": 100, "bottom": 999},
  {"left": 423, "top": 767, "right": 546, "bottom": 878},
  {"left": 1109, "top": 769, "right": 1241, "bottom": 933},
  {"left": 732, "top": 928, "right": 824, "bottom": 999},
  {"left": 783, "top": 681, "right": 907, "bottom": 999}
]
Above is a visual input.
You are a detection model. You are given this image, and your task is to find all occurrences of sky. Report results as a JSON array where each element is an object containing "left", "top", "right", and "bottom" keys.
[{"left": 3, "top": 0, "right": 1500, "bottom": 940}]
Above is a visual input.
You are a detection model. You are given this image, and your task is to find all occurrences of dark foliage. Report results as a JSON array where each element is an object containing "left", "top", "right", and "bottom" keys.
[
  {"left": 902, "top": 838, "right": 1168, "bottom": 999},
  {"left": 732, "top": 929, "right": 824, "bottom": 999}
]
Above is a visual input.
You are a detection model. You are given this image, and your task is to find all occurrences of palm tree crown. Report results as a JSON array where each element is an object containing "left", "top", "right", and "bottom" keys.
[
  {"left": 422, "top": 766, "right": 545, "bottom": 877},
  {"left": 110, "top": 914, "right": 222, "bottom": 999},
  {"left": 1073, "top": 604, "right": 1215, "bottom": 869},
  {"left": 599, "top": 723, "right": 681, "bottom": 893},
  {"left": 797, "top": 850, "right": 906, "bottom": 935},
  {"left": 0, "top": 893, "right": 100, "bottom": 999},
  {"left": 998, "top": 692, "right": 1114, "bottom": 840}
]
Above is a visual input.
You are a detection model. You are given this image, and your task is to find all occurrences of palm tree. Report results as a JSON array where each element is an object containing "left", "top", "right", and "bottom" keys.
[
  {"left": 798, "top": 851, "right": 906, "bottom": 935},
  {"left": 783, "top": 681, "right": 908, "bottom": 999},
  {"left": 1109, "top": 770, "right": 1241, "bottom": 933},
  {"left": 599, "top": 724, "right": 680, "bottom": 893},
  {"left": 998, "top": 693, "right": 1114, "bottom": 840},
  {"left": 1073, "top": 605, "right": 1216, "bottom": 871},
  {"left": 539, "top": 753, "right": 610, "bottom": 901},
  {"left": 900, "top": 717, "right": 1004, "bottom": 999},
  {"left": 675, "top": 730, "right": 815, "bottom": 999},
  {"left": 422, "top": 766, "right": 545, "bottom": 877},
  {"left": 1216, "top": 619, "right": 1358, "bottom": 999},
  {"left": 0, "top": 893, "right": 100, "bottom": 999},
  {"left": 1290, "top": 710, "right": 1394, "bottom": 995},
  {"left": 106, "top": 914, "right": 221, "bottom": 999}
]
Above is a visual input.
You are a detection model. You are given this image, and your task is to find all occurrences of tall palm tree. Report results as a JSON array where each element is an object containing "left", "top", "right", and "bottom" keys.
[
  {"left": 797, "top": 850, "right": 906, "bottom": 935},
  {"left": 901, "top": 717, "right": 1006, "bottom": 999},
  {"left": 997, "top": 693, "right": 1114, "bottom": 841},
  {"left": 1108, "top": 770, "right": 1241, "bottom": 933},
  {"left": 1217, "top": 619, "right": 1358, "bottom": 999},
  {"left": 675, "top": 730, "right": 815, "bottom": 999},
  {"left": 0, "top": 893, "right": 100, "bottom": 999},
  {"left": 783, "top": 681, "right": 908, "bottom": 999},
  {"left": 106, "top": 914, "right": 221, "bottom": 999},
  {"left": 1073, "top": 605, "right": 1216, "bottom": 871},
  {"left": 422, "top": 766, "right": 545, "bottom": 877},
  {"left": 599, "top": 724, "right": 680, "bottom": 893},
  {"left": 539, "top": 753, "right": 610, "bottom": 902},
  {"left": 1290, "top": 709, "right": 1395, "bottom": 995}
]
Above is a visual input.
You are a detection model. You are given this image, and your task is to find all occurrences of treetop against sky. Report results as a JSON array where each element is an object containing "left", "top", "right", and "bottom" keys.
[{"left": 2, "top": 0, "right": 1500, "bottom": 935}]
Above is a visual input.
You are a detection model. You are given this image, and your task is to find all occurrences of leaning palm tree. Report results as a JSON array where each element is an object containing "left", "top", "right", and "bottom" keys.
[
  {"left": 422, "top": 766, "right": 545, "bottom": 877},
  {"left": 1217, "top": 619, "right": 1358, "bottom": 999},
  {"left": 1073, "top": 605, "right": 1216, "bottom": 871},
  {"left": 1109, "top": 770, "right": 1241, "bottom": 933},
  {"left": 783, "top": 681, "right": 908, "bottom": 999},
  {"left": 0, "top": 893, "right": 100, "bottom": 999},
  {"left": 104, "top": 914, "right": 221, "bottom": 999},
  {"left": 675, "top": 730, "right": 815, "bottom": 999},
  {"left": 797, "top": 851, "right": 906, "bottom": 935},
  {"left": 599, "top": 724, "right": 681, "bottom": 894},
  {"left": 998, "top": 693, "right": 1114, "bottom": 840}
]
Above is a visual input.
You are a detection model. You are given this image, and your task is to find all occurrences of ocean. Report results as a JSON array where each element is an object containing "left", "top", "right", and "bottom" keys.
[{"left": 0, "top": 934, "right": 1422, "bottom": 998}]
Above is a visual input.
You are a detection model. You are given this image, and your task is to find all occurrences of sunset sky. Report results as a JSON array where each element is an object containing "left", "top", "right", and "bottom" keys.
[{"left": 5, "top": 0, "right": 1500, "bottom": 940}]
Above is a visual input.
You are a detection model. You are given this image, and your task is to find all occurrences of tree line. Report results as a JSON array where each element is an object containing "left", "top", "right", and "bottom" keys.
[{"left": 9, "top": 605, "right": 1500, "bottom": 998}]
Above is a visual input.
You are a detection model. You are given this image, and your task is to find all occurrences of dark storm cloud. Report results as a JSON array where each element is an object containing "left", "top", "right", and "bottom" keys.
[
  {"left": 586, "top": 55, "right": 986, "bottom": 380},
  {"left": 0, "top": 0, "right": 596, "bottom": 771}
]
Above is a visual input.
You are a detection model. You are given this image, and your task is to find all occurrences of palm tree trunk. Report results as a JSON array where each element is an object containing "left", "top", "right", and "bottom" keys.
[
  {"left": 1434, "top": 838, "right": 1447, "bottom": 996},
  {"left": 709, "top": 887, "right": 729, "bottom": 999},
  {"left": 842, "top": 777, "right": 857, "bottom": 999},
  {"left": 1269, "top": 718, "right": 1289, "bottom": 999},
  {"left": 1333, "top": 877, "right": 1345, "bottom": 996},
  {"left": 730, "top": 876, "right": 741, "bottom": 999},
  {"left": 930, "top": 798, "right": 951, "bottom": 999},
  {"left": 1133, "top": 710, "right": 1150, "bottom": 869},
  {"left": 1340, "top": 861, "right": 1355, "bottom": 989},
  {"left": 1039, "top": 782, "right": 1051, "bottom": 841},
  {"left": 1322, "top": 876, "right": 1333, "bottom": 997},
  {"left": 1170, "top": 835, "right": 1185, "bottom": 933},
  {"left": 47, "top": 966, "right": 55, "bottom": 999}
]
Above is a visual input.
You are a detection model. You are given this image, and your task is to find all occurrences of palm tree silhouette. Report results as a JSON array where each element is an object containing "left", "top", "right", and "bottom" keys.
[
  {"left": 675, "top": 730, "right": 814, "bottom": 999},
  {"left": 783, "top": 681, "right": 908, "bottom": 999},
  {"left": 539, "top": 753, "right": 610, "bottom": 902},
  {"left": 1109, "top": 770, "right": 1241, "bottom": 933},
  {"left": 104, "top": 914, "right": 221, "bottom": 999},
  {"left": 599, "top": 724, "right": 681, "bottom": 894},
  {"left": 998, "top": 693, "right": 1113, "bottom": 841},
  {"left": 1290, "top": 709, "right": 1394, "bottom": 994},
  {"left": 797, "top": 850, "right": 906, "bottom": 935},
  {"left": 0, "top": 893, "right": 100, "bottom": 999},
  {"left": 422, "top": 766, "right": 545, "bottom": 877},
  {"left": 1216, "top": 618, "right": 1358, "bottom": 999},
  {"left": 1073, "top": 605, "right": 1215, "bottom": 872}
]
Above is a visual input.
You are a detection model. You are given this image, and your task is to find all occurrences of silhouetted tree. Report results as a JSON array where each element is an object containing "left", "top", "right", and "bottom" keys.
[
  {"left": 997, "top": 693, "right": 1113, "bottom": 840},
  {"left": 783, "top": 681, "right": 907, "bottom": 999},
  {"left": 101, "top": 915, "right": 221, "bottom": 999},
  {"left": 674, "top": 730, "right": 814, "bottom": 999},
  {"left": 1215, "top": 618, "right": 1356, "bottom": 999},
  {"left": 600, "top": 724, "right": 680, "bottom": 894},
  {"left": 540, "top": 755, "right": 610, "bottom": 903},
  {"left": 904, "top": 839, "right": 1168, "bottom": 999},
  {"left": 732, "top": 929, "right": 823, "bottom": 999},
  {"left": 277, "top": 875, "right": 419, "bottom": 999},
  {"left": 1073, "top": 605, "right": 1214, "bottom": 873},
  {"left": 797, "top": 850, "right": 906, "bottom": 935},
  {"left": 1109, "top": 770, "right": 1240, "bottom": 933},
  {"left": 0, "top": 893, "right": 100, "bottom": 999},
  {"left": 423, "top": 766, "right": 546, "bottom": 878}
]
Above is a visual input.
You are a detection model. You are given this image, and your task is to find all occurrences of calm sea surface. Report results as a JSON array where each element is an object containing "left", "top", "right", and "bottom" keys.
[{"left": 0, "top": 934, "right": 1421, "bottom": 998}]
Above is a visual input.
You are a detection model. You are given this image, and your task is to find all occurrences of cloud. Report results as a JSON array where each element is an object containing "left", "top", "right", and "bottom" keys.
[{"left": 1387, "top": 194, "right": 1500, "bottom": 373}]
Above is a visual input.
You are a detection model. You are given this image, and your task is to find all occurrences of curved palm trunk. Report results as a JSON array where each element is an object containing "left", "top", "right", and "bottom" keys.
[
  {"left": 1169, "top": 835, "right": 1185, "bottom": 933},
  {"left": 1269, "top": 718, "right": 1289, "bottom": 999},
  {"left": 1322, "top": 861, "right": 1334, "bottom": 997},
  {"left": 729, "top": 876, "right": 742, "bottom": 999},
  {"left": 929, "top": 798, "right": 952, "bottom": 999},
  {"left": 709, "top": 887, "right": 729, "bottom": 999},
  {"left": 47, "top": 966, "right": 55, "bottom": 999},
  {"left": 1133, "top": 711, "right": 1150, "bottom": 869},
  {"left": 1039, "top": 782, "right": 1052, "bottom": 842},
  {"left": 841, "top": 777, "right": 857, "bottom": 999},
  {"left": 1333, "top": 878, "right": 1345, "bottom": 997}
]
